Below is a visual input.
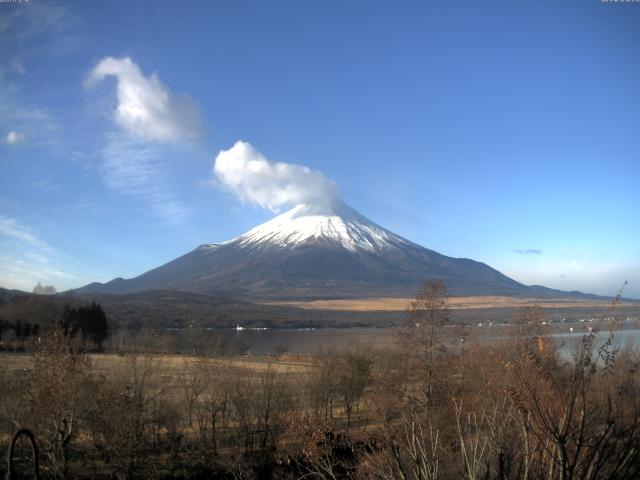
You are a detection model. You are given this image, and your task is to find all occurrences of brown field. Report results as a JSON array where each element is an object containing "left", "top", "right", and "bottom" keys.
[
  {"left": 265, "top": 295, "right": 635, "bottom": 311},
  {"left": 0, "top": 352, "right": 314, "bottom": 380},
  {"left": 2, "top": 322, "right": 639, "bottom": 479}
]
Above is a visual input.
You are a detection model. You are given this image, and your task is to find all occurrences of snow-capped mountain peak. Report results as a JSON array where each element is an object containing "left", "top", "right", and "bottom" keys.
[
  {"left": 76, "top": 200, "right": 534, "bottom": 299},
  {"left": 227, "top": 202, "right": 410, "bottom": 252}
]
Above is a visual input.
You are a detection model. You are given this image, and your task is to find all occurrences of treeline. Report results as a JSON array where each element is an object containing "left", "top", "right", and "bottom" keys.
[
  {"left": 0, "top": 300, "right": 108, "bottom": 351},
  {"left": 0, "top": 319, "right": 40, "bottom": 342},
  {"left": 0, "top": 282, "right": 638, "bottom": 479}
]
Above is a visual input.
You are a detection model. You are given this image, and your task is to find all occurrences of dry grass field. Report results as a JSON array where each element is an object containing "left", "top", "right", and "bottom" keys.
[
  {"left": 265, "top": 295, "right": 635, "bottom": 311},
  {"left": 1, "top": 313, "right": 640, "bottom": 479},
  {"left": 0, "top": 351, "right": 314, "bottom": 379}
]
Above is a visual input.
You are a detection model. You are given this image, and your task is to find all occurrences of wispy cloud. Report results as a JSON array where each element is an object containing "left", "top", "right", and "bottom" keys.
[
  {"left": 85, "top": 56, "right": 200, "bottom": 223},
  {"left": 30, "top": 179, "right": 64, "bottom": 193},
  {"left": 0, "top": 1, "right": 81, "bottom": 61},
  {"left": 0, "top": 101, "right": 60, "bottom": 148},
  {"left": 4, "top": 2, "right": 78, "bottom": 38},
  {"left": 0, "top": 3, "right": 76, "bottom": 150},
  {"left": 0, "top": 255, "right": 73, "bottom": 292},
  {"left": 213, "top": 141, "right": 340, "bottom": 212},
  {"left": 0, "top": 215, "right": 52, "bottom": 250},
  {"left": 503, "top": 256, "right": 639, "bottom": 299},
  {"left": 514, "top": 248, "right": 542, "bottom": 255},
  {"left": 0, "top": 215, "right": 73, "bottom": 292},
  {"left": 86, "top": 57, "right": 202, "bottom": 143},
  {"left": 0, "top": 256, "right": 72, "bottom": 280},
  {"left": 101, "top": 135, "right": 190, "bottom": 223}
]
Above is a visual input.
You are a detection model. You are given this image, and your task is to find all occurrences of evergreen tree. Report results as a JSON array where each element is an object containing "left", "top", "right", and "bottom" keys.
[
  {"left": 59, "top": 302, "right": 109, "bottom": 350},
  {"left": 84, "top": 302, "right": 109, "bottom": 349}
]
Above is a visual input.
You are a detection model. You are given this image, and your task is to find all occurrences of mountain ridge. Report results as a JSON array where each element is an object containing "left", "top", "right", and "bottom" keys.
[{"left": 74, "top": 202, "right": 608, "bottom": 300}]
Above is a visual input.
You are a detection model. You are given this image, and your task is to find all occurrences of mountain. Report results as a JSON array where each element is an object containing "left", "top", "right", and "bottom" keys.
[
  {"left": 75, "top": 202, "right": 567, "bottom": 300},
  {"left": 0, "top": 286, "right": 30, "bottom": 303}
]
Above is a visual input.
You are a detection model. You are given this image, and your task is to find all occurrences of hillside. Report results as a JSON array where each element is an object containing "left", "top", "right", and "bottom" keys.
[{"left": 75, "top": 202, "right": 585, "bottom": 300}]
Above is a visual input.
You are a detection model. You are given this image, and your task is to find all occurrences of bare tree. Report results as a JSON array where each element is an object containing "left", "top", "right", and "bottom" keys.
[
  {"left": 25, "top": 330, "right": 94, "bottom": 479},
  {"left": 179, "top": 359, "right": 204, "bottom": 429},
  {"left": 360, "top": 408, "right": 441, "bottom": 480},
  {"left": 253, "top": 366, "right": 292, "bottom": 450},
  {"left": 187, "top": 358, "right": 229, "bottom": 454},
  {"left": 32, "top": 283, "right": 57, "bottom": 295},
  {"left": 399, "top": 280, "right": 449, "bottom": 408},
  {"left": 508, "top": 327, "right": 640, "bottom": 479},
  {"left": 306, "top": 350, "right": 339, "bottom": 424},
  {"left": 89, "top": 353, "right": 158, "bottom": 480},
  {"left": 337, "top": 350, "right": 373, "bottom": 433}
]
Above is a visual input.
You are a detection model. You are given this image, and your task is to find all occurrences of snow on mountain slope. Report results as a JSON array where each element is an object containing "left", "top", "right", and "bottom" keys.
[
  {"left": 224, "top": 202, "right": 411, "bottom": 252},
  {"left": 75, "top": 202, "right": 540, "bottom": 299}
]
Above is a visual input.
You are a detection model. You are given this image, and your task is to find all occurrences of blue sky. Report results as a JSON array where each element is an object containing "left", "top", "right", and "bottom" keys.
[{"left": 0, "top": 0, "right": 638, "bottom": 298}]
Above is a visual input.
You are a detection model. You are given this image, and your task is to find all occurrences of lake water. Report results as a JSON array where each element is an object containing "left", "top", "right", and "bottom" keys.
[{"left": 163, "top": 324, "right": 640, "bottom": 356}]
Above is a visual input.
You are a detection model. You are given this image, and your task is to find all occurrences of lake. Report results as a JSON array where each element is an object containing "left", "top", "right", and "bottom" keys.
[{"left": 161, "top": 322, "right": 640, "bottom": 356}]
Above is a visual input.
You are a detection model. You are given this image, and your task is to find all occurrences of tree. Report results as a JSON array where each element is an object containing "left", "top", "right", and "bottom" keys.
[
  {"left": 83, "top": 302, "right": 109, "bottom": 348},
  {"left": 337, "top": 350, "right": 373, "bottom": 432},
  {"left": 89, "top": 352, "right": 158, "bottom": 480},
  {"left": 26, "top": 330, "right": 94, "bottom": 478},
  {"left": 0, "top": 318, "right": 7, "bottom": 341},
  {"left": 507, "top": 328, "right": 640, "bottom": 479},
  {"left": 307, "top": 350, "right": 340, "bottom": 423},
  {"left": 59, "top": 302, "right": 109, "bottom": 349},
  {"left": 32, "top": 283, "right": 57, "bottom": 295},
  {"left": 399, "top": 280, "right": 449, "bottom": 406}
]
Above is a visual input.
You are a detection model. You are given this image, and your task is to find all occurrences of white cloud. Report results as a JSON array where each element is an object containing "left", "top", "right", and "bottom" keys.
[
  {"left": 4, "top": 131, "right": 25, "bottom": 145},
  {"left": 0, "top": 3, "right": 77, "bottom": 150},
  {"left": 0, "top": 255, "right": 72, "bottom": 292},
  {"left": 0, "top": 102, "right": 60, "bottom": 148},
  {"left": 0, "top": 215, "right": 51, "bottom": 250},
  {"left": 87, "top": 57, "right": 202, "bottom": 143},
  {"left": 213, "top": 141, "right": 340, "bottom": 212},
  {"left": 0, "top": 216, "right": 73, "bottom": 292},
  {"left": 84, "top": 56, "right": 200, "bottom": 223}
]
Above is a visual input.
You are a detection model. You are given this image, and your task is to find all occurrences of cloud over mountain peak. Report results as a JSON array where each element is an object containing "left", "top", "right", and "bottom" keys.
[{"left": 213, "top": 141, "right": 340, "bottom": 212}]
